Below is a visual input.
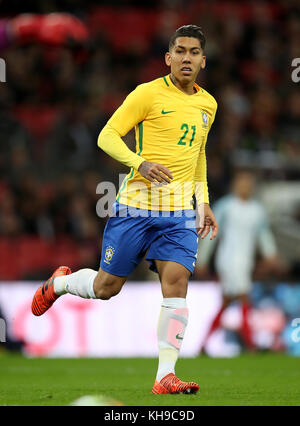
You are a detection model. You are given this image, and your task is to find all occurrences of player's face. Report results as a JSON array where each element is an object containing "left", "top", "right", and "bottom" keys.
[
  {"left": 165, "top": 37, "right": 206, "bottom": 84},
  {"left": 233, "top": 173, "right": 256, "bottom": 200}
]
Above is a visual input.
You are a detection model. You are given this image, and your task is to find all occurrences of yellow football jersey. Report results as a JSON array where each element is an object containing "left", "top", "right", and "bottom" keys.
[{"left": 98, "top": 74, "right": 217, "bottom": 211}]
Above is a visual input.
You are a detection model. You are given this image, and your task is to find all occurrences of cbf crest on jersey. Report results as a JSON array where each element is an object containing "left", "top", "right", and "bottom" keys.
[
  {"left": 104, "top": 245, "right": 115, "bottom": 264},
  {"left": 201, "top": 110, "right": 208, "bottom": 129}
]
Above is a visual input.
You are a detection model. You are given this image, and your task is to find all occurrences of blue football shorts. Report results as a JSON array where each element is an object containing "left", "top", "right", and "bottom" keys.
[{"left": 100, "top": 202, "right": 198, "bottom": 277}]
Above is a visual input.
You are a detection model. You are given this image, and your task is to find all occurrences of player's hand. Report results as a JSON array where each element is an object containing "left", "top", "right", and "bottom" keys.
[
  {"left": 197, "top": 203, "right": 218, "bottom": 240},
  {"left": 138, "top": 161, "right": 173, "bottom": 185}
]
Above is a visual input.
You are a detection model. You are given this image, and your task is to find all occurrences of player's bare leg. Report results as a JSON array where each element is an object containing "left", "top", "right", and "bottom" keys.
[
  {"left": 152, "top": 260, "right": 199, "bottom": 394},
  {"left": 93, "top": 269, "right": 127, "bottom": 300},
  {"left": 157, "top": 260, "right": 189, "bottom": 299}
]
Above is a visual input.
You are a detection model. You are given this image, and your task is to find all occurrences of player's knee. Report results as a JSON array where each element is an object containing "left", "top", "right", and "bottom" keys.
[
  {"left": 94, "top": 287, "right": 112, "bottom": 300},
  {"left": 169, "top": 275, "right": 188, "bottom": 288},
  {"left": 93, "top": 277, "right": 121, "bottom": 300},
  {"left": 163, "top": 276, "right": 188, "bottom": 298},
  {"left": 94, "top": 286, "right": 118, "bottom": 300}
]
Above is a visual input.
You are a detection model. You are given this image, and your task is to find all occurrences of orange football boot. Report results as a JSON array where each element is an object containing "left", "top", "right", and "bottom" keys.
[
  {"left": 152, "top": 373, "right": 199, "bottom": 394},
  {"left": 31, "top": 266, "right": 71, "bottom": 316}
]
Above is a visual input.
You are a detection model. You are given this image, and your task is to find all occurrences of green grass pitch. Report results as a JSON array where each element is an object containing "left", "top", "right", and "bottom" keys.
[{"left": 0, "top": 353, "right": 299, "bottom": 406}]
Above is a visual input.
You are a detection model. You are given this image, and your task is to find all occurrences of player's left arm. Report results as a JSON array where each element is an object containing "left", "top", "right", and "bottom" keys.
[
  {"left": 97, "top": 84, "right": 173, "bottom": 184},
  {"left": 194, "top": 106, "right": 218, "bottom": 240},
  {"left": 97, "top": 84, "right": 151, "bottom": 171}
]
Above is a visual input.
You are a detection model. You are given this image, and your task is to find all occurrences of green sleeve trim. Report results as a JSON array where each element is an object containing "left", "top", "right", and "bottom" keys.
[
  {"left": 116, "top": 167, "right": 134, "bottom": 202},
  {"left": 138, "top": 121, "right": 143, "bottom": 153}
]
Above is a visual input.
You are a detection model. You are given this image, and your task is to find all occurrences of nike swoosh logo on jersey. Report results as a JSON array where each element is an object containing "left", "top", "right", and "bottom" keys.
[
  {"left": 176, "top": 333, "right": 183, "bottom": 340},
  {"left": 161, "top": 109, "right": 176, "bottom": 114}
]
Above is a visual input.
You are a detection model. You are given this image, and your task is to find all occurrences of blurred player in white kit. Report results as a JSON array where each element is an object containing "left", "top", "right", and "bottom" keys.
[{"left": 196, "top": 169, "right": 278, "bottom": 352}]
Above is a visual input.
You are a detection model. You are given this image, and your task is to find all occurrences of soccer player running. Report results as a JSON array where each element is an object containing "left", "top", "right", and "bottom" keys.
[
  {"left": 196, "top": 170, "right": 278, "bottom": 353},
  {"left": 32, "top": 25, "right": 218, "bottom": 394}
]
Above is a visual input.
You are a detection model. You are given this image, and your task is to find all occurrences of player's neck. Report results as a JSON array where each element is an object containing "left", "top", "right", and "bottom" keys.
[
  {"left": 169, "top": 73, "right": 196, "bottom": 95},
  {"left": 237, "top": 194, "right": 251, "bottom": 201}
]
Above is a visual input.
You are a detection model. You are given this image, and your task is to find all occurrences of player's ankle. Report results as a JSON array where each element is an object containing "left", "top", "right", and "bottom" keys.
[{"left": 54, "top": 275, "right": 67, "bottom": 296}]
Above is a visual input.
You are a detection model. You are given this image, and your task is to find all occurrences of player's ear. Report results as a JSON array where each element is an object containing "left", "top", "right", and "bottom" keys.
[
  {"left": 165, "top": 52, "right": 171, "bottom": 67},
  {"left": 201, "top": 56, "right": 206, "bottom": 69}
]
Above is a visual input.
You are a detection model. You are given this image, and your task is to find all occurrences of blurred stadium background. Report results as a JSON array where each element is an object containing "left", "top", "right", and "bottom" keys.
[{"left": 0, "top": 0, "right": 300, "bottom": 359}]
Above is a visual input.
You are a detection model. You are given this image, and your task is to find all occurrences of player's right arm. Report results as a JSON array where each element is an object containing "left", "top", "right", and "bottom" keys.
[
  {"left": 194, "top": 103, "right": 218, "bottom": 239},
  {"left": 97, "top": 84, "right": 173, "bottom": 184}
]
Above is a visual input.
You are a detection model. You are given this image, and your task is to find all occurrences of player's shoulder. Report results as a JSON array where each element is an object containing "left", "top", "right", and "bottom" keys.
[
  {"left": 251, "top": 199, "right": 267, "bottom": 215},
  {"left": 198, "top": 87, "right": 218, "bottom": 110},
  {"left": 130, "top": 78, "right": 162, "bottom": 104},
  {"left": 134, "top": 77, "right": 163, "bottom": 93}
]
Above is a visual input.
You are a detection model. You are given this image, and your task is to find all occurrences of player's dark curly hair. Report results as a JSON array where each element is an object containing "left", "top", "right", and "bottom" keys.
[{"left": 169, "top": 25, "right": 206, "bottom": 51}]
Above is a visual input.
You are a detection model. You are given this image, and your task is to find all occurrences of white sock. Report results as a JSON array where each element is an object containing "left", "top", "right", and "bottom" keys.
[
  {"left": 156, "top": 297, "right": 188, "bottom": 382},
  {"left": 54, "top": 268, "right": 97, "bottom": 299}
]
